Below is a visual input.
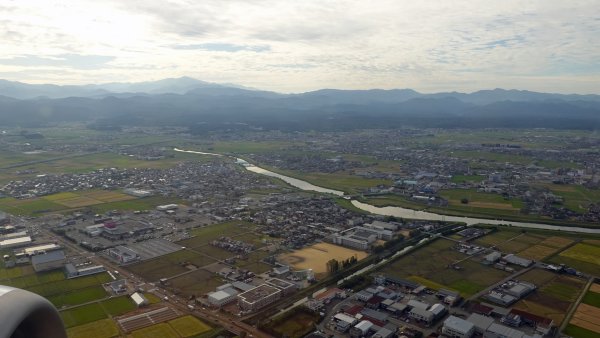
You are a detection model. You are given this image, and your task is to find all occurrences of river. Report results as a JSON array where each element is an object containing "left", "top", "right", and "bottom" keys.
[{"left": 173, "top": 148, "right": 600, "bottom": 234}]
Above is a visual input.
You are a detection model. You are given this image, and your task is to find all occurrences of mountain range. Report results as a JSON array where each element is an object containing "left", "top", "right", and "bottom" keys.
[{"left": 0, "top": 77, "right": 599, "bottom": 131}]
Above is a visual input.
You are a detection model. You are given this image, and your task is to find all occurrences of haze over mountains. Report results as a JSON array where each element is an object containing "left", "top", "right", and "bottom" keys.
[{"left": 1, "top": 77, "right": 599, "bottom": 131}]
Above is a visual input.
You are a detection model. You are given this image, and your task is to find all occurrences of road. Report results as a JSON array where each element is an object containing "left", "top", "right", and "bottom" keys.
[{"left": 40, "top": 223, "right": 273, "bottom": 338}]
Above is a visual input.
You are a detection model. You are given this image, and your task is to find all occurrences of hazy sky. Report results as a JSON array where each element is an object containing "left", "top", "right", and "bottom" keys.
[{"left": 1, "top": 0, "right": 599, "bottom": 93}]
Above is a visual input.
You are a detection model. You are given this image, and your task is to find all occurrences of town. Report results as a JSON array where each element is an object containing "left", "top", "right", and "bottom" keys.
[{"left": 0, "top": 126, "right": 599, "bottom": 338}]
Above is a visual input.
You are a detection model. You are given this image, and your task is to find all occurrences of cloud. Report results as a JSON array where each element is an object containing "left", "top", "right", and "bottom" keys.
[
  {"left": 0, "top": 0, "right": 598, "bottom": 93},
  {"left": 171, "top": 43, "right": 270, "bottom": 52},
  {"left": 0, "top": 54, "right": 115, "bottom": 70}
]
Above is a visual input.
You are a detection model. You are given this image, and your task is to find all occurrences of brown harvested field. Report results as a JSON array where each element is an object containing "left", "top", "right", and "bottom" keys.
[
  {"left": 571, "top": 303, "right": 600, "bottom": 333},
  {"left": 584, "top": 239, "right": 600, "bottom": 247},
  {"left": 55, "top": 196, "right": 102, "bottom": 208},
  {"left": 83, "top": 191, "right": 136, "bottom": 202},
  {"left": 168, "top": 269, "right": 223, "bottom": 297},
  {"left": 518, "top": 244, "right": 558, "bottom": 261},
  {"left": 539, "top": 236, "right": 573, "bottom": 248},
  {"left": 590, "top": 283, "right": 600, "bottom": 294},
  {"left": 514, "top": 300, "right": 566, "bottom": 324},
  {"left": 278, "top": 242, "right": 367, "bottom": 276}
]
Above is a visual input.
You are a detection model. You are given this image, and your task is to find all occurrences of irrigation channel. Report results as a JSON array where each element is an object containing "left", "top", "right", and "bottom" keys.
[{"left": 174, "top": 148, "right": 600, "bottom": 234}]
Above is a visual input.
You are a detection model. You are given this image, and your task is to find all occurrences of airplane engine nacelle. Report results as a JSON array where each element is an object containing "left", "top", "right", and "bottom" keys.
[{"left": 0, "top": 285, "right": 67, "bottom": 338}]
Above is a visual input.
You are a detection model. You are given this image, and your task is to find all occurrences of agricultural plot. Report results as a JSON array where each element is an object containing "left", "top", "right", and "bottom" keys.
[
  {"left": 517, "top": 236, "right": 573, "bottom": 261},
  {"left": 378, "top": 239, "right": 510, "bottom": 297},
  {"left": 278, "top": 242, "right": 368, "bottom": 277},
  {"left": 569, "top": 303, "right": 600, "bottom": 336},
  {"left": 99, "top": 296, "right": 137, "bottom": 316},
  {"left": 66, "top": 318, "right": 120, "bottom": 338},
  {"left": 61, "top": 303, "right": 108, "bottom": 328},
  {"left": 48, "top": 285, "right": 107, "bottom": 308},
  {"left": 168, "top": 269, "right": 223, "bottom": 297},
  {"left": 515, "top": 269, "right": 585, "bottom": 325},
  {"left": 265, "top": 308, "right": 321, "bottom": 338},
  {"left": 168, "top": 316, "right": 212, "bottom": 337},
  {"left": 129, "top": 323, "right": 179, "bottom": 338},
  {"left": 550, "top": 242, "right": 600, "bottom": 277},
  {"left": 126, "top": 249, "right": 217, "bottom": 281}
]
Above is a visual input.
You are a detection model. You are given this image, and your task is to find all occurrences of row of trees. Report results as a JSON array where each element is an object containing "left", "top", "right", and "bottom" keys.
[{"left": 326, "top": 255, "right": 358, "bottom": 274}]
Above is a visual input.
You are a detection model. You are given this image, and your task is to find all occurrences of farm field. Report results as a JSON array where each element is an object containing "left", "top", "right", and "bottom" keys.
[
  {"left": 515, "top": 269, "right": 585, "bottom": 325},
  {"left": 264, "top": 308, "right": 321, "bottom": 338},
  {"left": 99, "top": 296, "right": 137, "bottom": 316},
  {"left": 549, "top": 241, "right": 600, "bottom": 277},
  {"left": 168, "top": 315, "right": 212, "bottom": 337},
  {"left": 378, "top": 238, "right": 510, "bottom": 297},
  {"left": 67, "top": 318, "right": 120, "bottom": 338},
  {"left": 569, "top": 303, "right": 600, "bottom": 336},
  {"left": 61, "top": 303, "right": 108, "bottom": 328},
  {"left": 126, "top": 249, "right": 217, "bottom": 281},
  {"left": 168, "top": 268, "right": 223, "bottom": 297},
  {"left": 278, "top": 242, "right": 368, "bottom": 277},
  {"left": 0, "top": 189, "right": 172, "bottom": 215}
]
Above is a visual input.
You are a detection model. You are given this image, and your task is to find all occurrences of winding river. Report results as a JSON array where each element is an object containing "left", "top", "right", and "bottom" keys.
[{"left": 174, "top": 148, "right": 600, "bottom": 234}]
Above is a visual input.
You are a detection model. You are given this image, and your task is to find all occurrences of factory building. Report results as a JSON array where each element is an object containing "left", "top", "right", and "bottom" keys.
[
  {"left": 208, "top": 287, "right": 239, "bottom": 307},
  {"left": 31, "top": 250, "right": 66, "bottom": 272},
  {"left": 0, "top": 236, "right": 32, "bottom": 249}
]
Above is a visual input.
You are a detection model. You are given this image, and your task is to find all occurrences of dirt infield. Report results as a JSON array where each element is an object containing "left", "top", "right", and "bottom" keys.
[
  {"left": 571, "top": 303, "right": 600, "bottom": 333},
  {"left": 589, "top": 283, "right": 600, "bottom": 294},
  {"left": 278, "top": 242, "right": 367, "bottom": 276}
]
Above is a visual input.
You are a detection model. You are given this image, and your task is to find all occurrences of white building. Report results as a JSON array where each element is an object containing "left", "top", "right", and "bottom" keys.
[
  {"left": 208, "top": 288, "right": 238, "bottom": 307},
  {"left": 131, "top": 292, "right": 149, "bottom": 307},
  {"left": 443, "top": 315, "right": 475, "bottom": 338},
  {"left": 237, "top": 284, "right": 282, "bottom": 312},
  {"left": 0, "top": 236, "right": 32, "bottom": 249},
  {"left": 409, "top": 307, "right": 434, "bottom": 324}
]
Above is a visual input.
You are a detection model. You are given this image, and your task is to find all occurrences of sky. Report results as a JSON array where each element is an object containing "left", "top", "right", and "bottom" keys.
[{"left": 0, "top": 0, "right": 599, "bottom": 94}]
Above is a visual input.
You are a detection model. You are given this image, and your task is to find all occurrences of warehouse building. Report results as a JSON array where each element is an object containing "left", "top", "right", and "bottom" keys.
[
  {"left": 502, "top": 254, "right": 533, "bottom": 267},
  {"left": 31, "top": 250, "right": 66, "bottom": 272},
  {"left": 0, "top": 236, "right": 32, "bottom": 249},
  {"left": 21, "top": 243, "right": 61, "bottom": 256},
  {"left": 131, "top": 292, "right": 149, "bottom": 307},
  {"left": 208, "top": 287, "right": 239, "bottom": 307}
]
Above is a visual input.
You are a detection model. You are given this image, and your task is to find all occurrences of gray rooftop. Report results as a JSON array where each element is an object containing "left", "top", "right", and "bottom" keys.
[
  {"left": 31, "top": 250, "right": 65, "bottom": 265},
  {"left": 444, "top": 315, "right": 475, "bottom": 334}
]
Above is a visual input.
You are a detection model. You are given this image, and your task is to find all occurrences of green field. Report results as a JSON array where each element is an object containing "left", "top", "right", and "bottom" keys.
[
  {"left": 66, "top": 318, "right": 120, "bottom": 338},
  {"left": 61, "top": 303, "right": 108, "bottom": 328},
  {"left": 564, "top": 324, "right": 600, "bottom": 338},
  {"left": 582, "top": 291, "right": 600, "bottom": 308},
  {"left": 130, "top": 323, "right": 180, "bottom": 338},
  {"left": 541, "top": 184, "right": 600, "bottom": 213},
  {"left": 378, "top": 238, "right": 510, "bottom": 297},
  {"left": 168, "top": 316, "right": 212, "bottom": 337},
  {"left": 99, "top": 296, "right": 137, "bottom": 316},
  {"left": 126, "top": 249, "right": 217, "bottom": 281},
  {"left": 549, "top": 242, "right": 600, "bottom": 276},
  {"left": 49, "top": 285, "right": 107, "bottom": 308}
]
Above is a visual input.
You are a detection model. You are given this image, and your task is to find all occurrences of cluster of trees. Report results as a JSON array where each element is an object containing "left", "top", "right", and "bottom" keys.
[
  {"left": 372, "top": 234, "right": 405, "bottom": 254},
  {"left": 326, "top": 256, "right": 358, "bottom": 274}
]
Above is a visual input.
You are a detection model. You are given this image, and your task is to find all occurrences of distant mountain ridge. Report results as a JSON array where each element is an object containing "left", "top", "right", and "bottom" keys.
[{"left": 0, "top": 77, "right": 599, "bottom": 131}]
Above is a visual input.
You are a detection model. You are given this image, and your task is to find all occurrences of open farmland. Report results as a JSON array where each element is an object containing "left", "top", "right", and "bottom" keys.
[
  {"left": 61, "top": 303, "right": 108, "bottom": 328},
  {"left": 378, "top": 238, "right": 510, "bottom": 297},
  {"left": 278, "top": 242, "right": 368, "bottom": 277},
  {"left": 168, "top": 315, "right": 212, "bottom": 337},
  {"left": 550, "top": 241, "right": 600, "bottom": 277},
  {"left": 264, "top": 308, "right": 321, "bottom": 338},
  {"left": 129, "top": 323, "right": 180, "bottom": 338},
  {"left": 515, "top": 269, "right": 585, "bottom": 325},
  {"left": 126, "top": 249, "right": 217, "bottom": 281},
  {"left": 569, "top": 303, "right": 600, "bottom": 336},
  {"left": 66, "top": 318, "right": 120, "bottom": 338},
  {"left": 168, "top": 268, "right": 223, "bottom": 297}
]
